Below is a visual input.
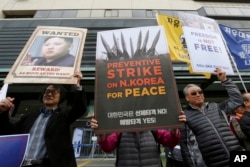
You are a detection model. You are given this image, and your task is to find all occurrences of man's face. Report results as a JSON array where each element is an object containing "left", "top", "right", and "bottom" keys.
[
  {"left": 235, "top": 106, "right": 244, "bottom": 118},
  {"left": 185, "top": 86, "right": 204, "bottom": 108},
  {"left": 43, "top": 85, "right": 60, "bottom": 107},
  {"left": 42, "top": 37, "right": 72, "bottom": 60}
]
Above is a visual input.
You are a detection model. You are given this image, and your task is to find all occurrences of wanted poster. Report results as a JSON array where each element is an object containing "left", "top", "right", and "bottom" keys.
[{"left": 4, "top": 26, "right": 87, "bottom": 84}]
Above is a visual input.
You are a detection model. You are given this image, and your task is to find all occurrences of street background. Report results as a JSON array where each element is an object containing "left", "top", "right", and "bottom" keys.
[{"left": 76, "top": 153, "right": 167, "bottom": 167}]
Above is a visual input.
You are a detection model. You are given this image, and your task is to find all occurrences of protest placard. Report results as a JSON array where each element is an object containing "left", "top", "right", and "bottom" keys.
[
  {"left": 4, "top": 26, "right": 87, "bottom": 84},
  {"left": 94, "top": 26, "right": 182, "bottom": 134},
  {"left": 178, "top": 12, "right": 234, "bottom": 74},
  {"left": 0, "top": 134, "right": 29, "bottom": 167}
]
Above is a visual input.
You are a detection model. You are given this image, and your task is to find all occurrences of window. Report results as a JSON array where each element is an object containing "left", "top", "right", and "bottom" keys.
[
  {"left": 4, "top": 10, "right": 35, "bottom": 18},
  {"left": 105, "top": 9, "right": 118, "bottom": 17}
]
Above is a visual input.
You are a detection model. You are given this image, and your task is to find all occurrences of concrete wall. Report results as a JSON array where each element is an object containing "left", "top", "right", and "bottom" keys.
[{"left": 0, "top": 0, "right": 249, "bottom": 11}]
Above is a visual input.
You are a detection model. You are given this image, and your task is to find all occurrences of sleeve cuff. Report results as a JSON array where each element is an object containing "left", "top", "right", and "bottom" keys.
[{"left": 221, "top": 78, "right": 230, "bottom": 83}]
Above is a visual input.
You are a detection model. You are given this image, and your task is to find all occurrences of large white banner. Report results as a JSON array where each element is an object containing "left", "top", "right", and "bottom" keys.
[
  {"left": 0, "top": 84, "right": 8, "bottom": 101},
  {"left": 178, "top": 12, "right": 234, "bottom": 74}
]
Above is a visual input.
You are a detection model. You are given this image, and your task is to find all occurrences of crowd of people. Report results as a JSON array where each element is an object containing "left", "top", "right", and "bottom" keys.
[
  {"left": 0, "top": 67, "right": 249, "bottom": 167},
  {"left": 90, "top": 68, "right": 248, "bottom": 167}
]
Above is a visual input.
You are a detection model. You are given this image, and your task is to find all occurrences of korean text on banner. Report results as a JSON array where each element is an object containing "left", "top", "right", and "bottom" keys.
[
  {"left": 219, "top": 24, "right": 250, "bottom": 70},
  {"left": 157, "top": 13, "right": 211, "bottom": 79}
]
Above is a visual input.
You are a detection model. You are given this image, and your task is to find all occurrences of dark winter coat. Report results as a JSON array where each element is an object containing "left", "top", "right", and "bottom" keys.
[
  {"left": 0, "top": 90, "right": 87, "bottom": 167},
  {"left": 239, "top": 111, "right": 250, "bottom": 139},
  {"left": 116, "top": 131, "right": 162, "bottom": 167}
]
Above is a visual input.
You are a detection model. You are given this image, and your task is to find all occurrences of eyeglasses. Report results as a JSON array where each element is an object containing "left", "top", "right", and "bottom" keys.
[
  {"left": 190, "top": 90, "right": 203, "bottom": 96},
  {"left": 44, "top": 89, "right": 59, "bottom": 96}
]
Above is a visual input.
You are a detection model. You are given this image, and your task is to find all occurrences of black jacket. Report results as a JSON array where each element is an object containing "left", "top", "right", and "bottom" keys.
[
  {"left": 0, "top": 89, "right": 87, "bottom": 167},
  {"left": 116, "top": 131, "right": 162, "bottom": 167}
]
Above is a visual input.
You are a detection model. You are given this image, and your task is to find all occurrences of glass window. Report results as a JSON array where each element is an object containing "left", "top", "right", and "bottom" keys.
[
  {"left": 105, "top": 10, "right": 118, "bottom": 17},
  {"left": 146, "top": 10, "right": 157, "bottom": 18},
  {"left": 4, "top": 11, "right": 35, "bottom": 18},
  {"left": 48, "top": 10, "right": 63, "bottom": 18},
  {"left": 91, "top": 10, "right": 105, "bottom": 18},
  {"left": 34, "top": 11, "right": 50, "bottom": 18},
  {"left": 62, "top": 10, "right": 77, "bottom": 18},
  {"left": 132, "top": 10, "right": 146, "bottom": 18},
  {"left": 76, "top": 10, "right": 91, "bottom": 18},
  {"left": 119, "top": 10, "right": 132, "bottom": 17}
]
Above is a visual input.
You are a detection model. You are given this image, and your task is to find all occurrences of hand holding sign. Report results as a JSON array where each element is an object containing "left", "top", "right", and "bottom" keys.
[{"left": 0, "top": 97, "right": 15, "bottom": 113}]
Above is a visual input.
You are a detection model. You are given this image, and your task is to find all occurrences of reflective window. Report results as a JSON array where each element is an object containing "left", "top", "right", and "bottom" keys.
[
  {"left": 62, "top": 10, "right": 77, "bottom": 18},
  {"left": 105, "top": 10, "right": 118, "bottom": 17}
]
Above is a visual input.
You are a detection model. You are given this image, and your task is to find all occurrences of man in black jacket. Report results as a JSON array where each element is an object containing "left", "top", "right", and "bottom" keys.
[
  {"left": 0, "top": 71, "right": 87, "bottom": 167},
  {"left": 180, "top": 68, "right": 243, "bottom": 167}
]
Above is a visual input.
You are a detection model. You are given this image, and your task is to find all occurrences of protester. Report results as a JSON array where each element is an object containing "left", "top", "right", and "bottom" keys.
[
  {"left": 91, "top": 113, "right": 186, "bottom": 167},
  {"left": 239, "top": 92, "right": 250, "bottom": 150},
  {"left": 229, "top": 105, "right": 249, "bottom": 149},
  {"left": 0, "top": 71, "right": 87, "bottom": 167},
  {"left": 21, "top": 36, "right": 76, "bottom": 67},
  {"left": 180, "top": 67, "right": 243, "bottom": 167}
]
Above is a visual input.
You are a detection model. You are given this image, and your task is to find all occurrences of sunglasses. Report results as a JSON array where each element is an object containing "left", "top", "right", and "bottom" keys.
[
  {"left": 44, "top": 89, "right": 59, "bottom": 96},
  {"left": 190, "top": 90, "right": 203, "bottom": 96}
]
